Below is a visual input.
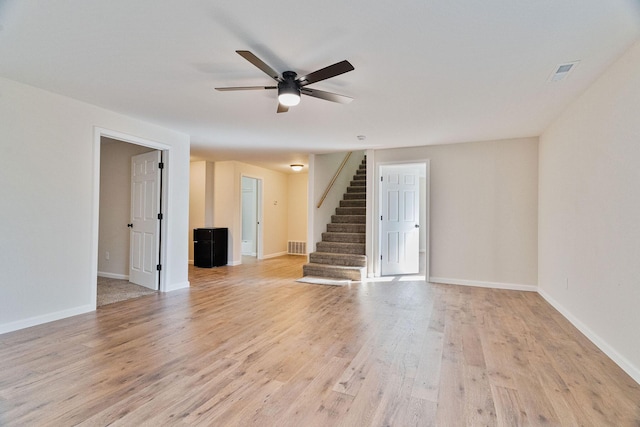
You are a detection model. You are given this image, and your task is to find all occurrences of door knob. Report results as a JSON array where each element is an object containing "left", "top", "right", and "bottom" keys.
[
  {"left": 127, "top": 223, "right": 133, "bottom": 228},
  {"left": 415, "top": 224, "right": 420, "bottom": 228}
]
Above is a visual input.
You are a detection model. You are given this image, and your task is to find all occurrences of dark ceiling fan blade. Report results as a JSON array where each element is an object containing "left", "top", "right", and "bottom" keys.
[
  {"left": 236, "top": 50, "right": 281, "bottom": 81},
  {"left": 215, "top": 86, "right": 277, "bottom": 91},
  {"left": 301, "top": 87, "right": 353, "bottom": 104},
  {"left": 277, "top": 103, "right": 289, "bottom": 113},
  {"left": 297, "top": 60, "right": 354, "bottom": 87}
]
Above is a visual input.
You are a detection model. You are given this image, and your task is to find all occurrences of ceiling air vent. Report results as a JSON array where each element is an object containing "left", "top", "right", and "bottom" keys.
[{"left": 548, "top": 61, "right": 580, "bottom": 82}]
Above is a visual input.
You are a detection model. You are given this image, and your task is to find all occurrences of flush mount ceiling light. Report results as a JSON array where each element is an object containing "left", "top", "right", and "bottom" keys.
[{"left": 290, "top": 164, "right": 304, "bottom": 172}]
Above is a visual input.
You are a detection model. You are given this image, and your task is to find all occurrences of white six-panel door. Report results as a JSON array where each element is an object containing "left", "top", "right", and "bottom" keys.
[
  {"left": 129, "top": 150, "right": 161, "bottom": 290},
  {"left": 380, "top": 164, "right": 421, "bottom": 275}
]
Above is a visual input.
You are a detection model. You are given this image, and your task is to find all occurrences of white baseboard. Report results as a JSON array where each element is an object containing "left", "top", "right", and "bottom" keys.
[
  {"left": 0, "top": 304, "right": 95, "bottom": 336},
  {"left": 97, "top": 271, "right": 129, "bottom": 280},
  {"left": 232, "top": 251, "right": 290, "bottom": 264},
  {"left": 262, "top": 251, "right": 288, "bottom": 259},
  {"left": 537, "top": 288, "right": 640, "bottom": 385},
  {"left": 163, "top": 280, "right": 190, "bottom": 292},
  {"left": 429, "top": 277, "right": 537, "bottom": 292}
]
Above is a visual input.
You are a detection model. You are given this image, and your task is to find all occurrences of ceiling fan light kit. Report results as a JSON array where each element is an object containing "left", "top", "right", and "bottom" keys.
[
  {"left": 278, "top": 72, "right": 301, "bottom": 106},
  {"left": 278, "top": 92, "right": 300, "bottom": 107},
  {"left": 216, "top": 50, "right": 354, "bottom": 113}
]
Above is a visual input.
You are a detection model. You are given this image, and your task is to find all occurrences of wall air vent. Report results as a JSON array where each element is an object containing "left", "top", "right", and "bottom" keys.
[
  {"left": 288, "top": 241, "right": 306, "bottom": 255},
  {"left": 548, "top": 61, "right": 580, "bottom": 82}
]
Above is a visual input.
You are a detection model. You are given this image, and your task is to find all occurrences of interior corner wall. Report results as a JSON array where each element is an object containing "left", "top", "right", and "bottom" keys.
[
  {"left": 212, "top": 161, "right": 237, "bottom": 263},
  {"left": 374, "top": 138, "right": 538, "bottom": 288},
  {"left": 538, "top": 40, "right": 640, "bottom": 382},
  {"left": 98, "top": 139, "right": 154, "bottom": 277},
  {"left": 0, "top": 76, "right": 190, "bottom": 334},
  {"left": 189, "top": 161, "right": 205, "bottom": 263},
  {"left": 205, "top": 162, "right": 215, "bottom": 225},
  {"left": 189, "top": 161, "right": 205, "bottom": 262},
  {"left": 287, "top": 173, "right": 308, "bottom": 243},
  {"left": 189, "top": 160, "right": 215, "bottom": 263},
  {"left": 213, "top": 161, "right": 289, "bottom": 264}
]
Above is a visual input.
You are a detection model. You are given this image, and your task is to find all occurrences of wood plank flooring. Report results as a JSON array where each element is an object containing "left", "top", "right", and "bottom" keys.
[{"left": 1, "top": 255, "right": 639, "bottom": 426}]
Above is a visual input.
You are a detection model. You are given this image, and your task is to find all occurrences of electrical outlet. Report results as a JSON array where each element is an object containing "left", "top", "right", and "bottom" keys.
[{"left": 106, "top": 251, "right": 110, "bottom": 260}]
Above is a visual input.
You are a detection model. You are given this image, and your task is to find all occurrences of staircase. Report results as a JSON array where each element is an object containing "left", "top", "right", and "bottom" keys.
[{"left": 303, "top": 157, "right": 367, "bottom": 281}]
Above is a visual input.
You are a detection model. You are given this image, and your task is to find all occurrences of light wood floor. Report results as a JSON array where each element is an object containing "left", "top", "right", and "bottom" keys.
[{"left": 1, "top": 256, "right": 639, "bottom": 426}]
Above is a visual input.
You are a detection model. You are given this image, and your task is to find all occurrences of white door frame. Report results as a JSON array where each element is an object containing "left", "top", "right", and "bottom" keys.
[
  {"left": 379, "top": 163, "right": 421, "bottom": 275},
  {"left": 240, "top": 174, "right": 264, "bottom": 261},
  {"left": 375, "top": 160, "right": 430, "bottom": 278},
  {"left": 91, "top": 127, "right": 171, "bottom": 307}
]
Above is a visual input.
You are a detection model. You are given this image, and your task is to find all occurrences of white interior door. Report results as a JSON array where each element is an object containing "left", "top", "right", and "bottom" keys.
[
  {"left": 240, "top": 176, "right": 264, "bottom": 261},
  {"left": 256, "top": 178, "right": 264, "bottom": 260},
  {"left": 380, "top": 164, "right": 421, "bottom": 275},
  {"left": 129, "top": 150, "right": 161, "bottom": 289},
  {"left": 241, "top": 177, "right": 258, "bottom": 256}
]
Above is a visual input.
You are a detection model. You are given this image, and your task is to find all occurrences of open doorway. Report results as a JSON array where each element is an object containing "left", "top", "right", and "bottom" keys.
[
  {"left": 240, "top": 176, "right": 263, "bottom": 261},
  {"left": 97, "top": 137, "right": 162, "bottom": 306}
]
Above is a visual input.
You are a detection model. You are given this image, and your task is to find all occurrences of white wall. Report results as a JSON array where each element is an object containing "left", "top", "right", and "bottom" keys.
[
  {"left": 0, "top": 76, "right": 190, "bottom": 333},
  {"left": 212, "top": 161, "right": 236, "bottom": 262},
  {"left": 189, "top": 161, "right": 206, "bottom": 262},
  {"left": 287, "top": 173, "right": 308, "bottom": 243},
  {"left": 539, "top": 40, "right": 640, "bottom": 382},
  {"left": 375, "top": 138, "right": 538, "bottom": 289},
  {"left": 98, "top": 138, "right": 154, "bottom": 277},
  {"left": 189, "top": 160, "right": 214, "bottom": 263},
  {"left": 205, "top": 162, "right": 215, "bottom": 225},
  {"left": 213, "top": 161, "right": 289, "bottom": 264}
]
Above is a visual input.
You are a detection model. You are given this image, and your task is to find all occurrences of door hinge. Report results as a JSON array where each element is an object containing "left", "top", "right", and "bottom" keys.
[
  {"left": 157, "top": 213, "right": 163, "bottom": 220},
  {"left": 157, "top": 264, "right": 162, "bottom": 271},
  {"left": 380, "top": 215, "right": 383, "bottom": 221},
  {"left": 158, "top": 162, "right": 164, "bottom": 169},
  {"left": 381, "top": 255, "right": 383, "bottom": 260},
  {"left": 380, "top": 176, "right": 383, "bottom": 181}
]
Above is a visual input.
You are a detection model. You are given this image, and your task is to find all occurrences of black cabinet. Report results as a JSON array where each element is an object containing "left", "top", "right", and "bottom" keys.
[{"left": 194, "top": 228, "right": 228, "bottom": 267}]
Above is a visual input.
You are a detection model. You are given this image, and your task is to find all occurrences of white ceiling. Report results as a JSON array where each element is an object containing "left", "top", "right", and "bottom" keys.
[{"left": 1, "top": 1, "right": 639, "bottom": 172}]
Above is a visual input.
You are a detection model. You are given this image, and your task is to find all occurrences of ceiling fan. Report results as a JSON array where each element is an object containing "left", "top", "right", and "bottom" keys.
[{"left": 215, "top": 50, "right": 355, "bottom": 113}]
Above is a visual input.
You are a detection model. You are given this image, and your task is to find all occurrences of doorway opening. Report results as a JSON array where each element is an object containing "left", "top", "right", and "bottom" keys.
[
  {"left": 94, "top": 130, "right": 169, "bottom": 307},
  {"left": 240, "top": 176, "right": 263, "bottom": 261}
]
